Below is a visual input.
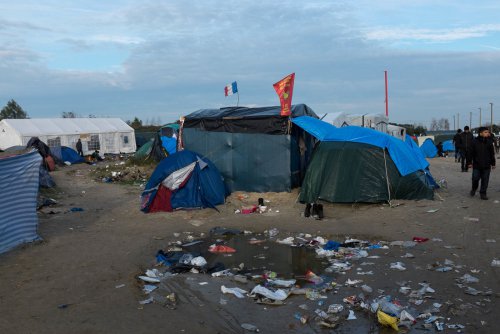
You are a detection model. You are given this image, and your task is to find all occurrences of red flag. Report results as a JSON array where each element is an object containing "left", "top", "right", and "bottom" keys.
[{"left": 273, "top": 73, "right": 295, "bottom": 117}]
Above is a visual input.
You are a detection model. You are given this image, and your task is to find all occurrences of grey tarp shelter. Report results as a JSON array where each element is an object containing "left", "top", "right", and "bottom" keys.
[{"left": 181, "top": 104, "right": 318, "bottom": 192}]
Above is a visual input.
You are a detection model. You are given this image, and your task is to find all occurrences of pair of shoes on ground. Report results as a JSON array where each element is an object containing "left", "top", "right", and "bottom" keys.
[{"left": 304, "top": 203, "right": 324, "bottom": 219}]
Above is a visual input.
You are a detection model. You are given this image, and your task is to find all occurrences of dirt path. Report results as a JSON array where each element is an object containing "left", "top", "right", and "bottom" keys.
[{"left": 0, "top": 157, "right": 498, "bottom": 333}]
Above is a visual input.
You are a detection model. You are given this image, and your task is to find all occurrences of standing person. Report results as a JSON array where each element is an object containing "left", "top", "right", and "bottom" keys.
[
  {"left": 459, "top": 126, "right": 473, "bottom": 172},
  {"left": 76, "top": 139, "right": 84, "bottom": 157},
  {"left": 453, "top": 128, "right": 462, "bottom": 162},
  {"left": 495, "top": 135, "right": 500, "bottom": 154},
  {"left": 469, "top": 127, "right": 496, "bottom": 200}
]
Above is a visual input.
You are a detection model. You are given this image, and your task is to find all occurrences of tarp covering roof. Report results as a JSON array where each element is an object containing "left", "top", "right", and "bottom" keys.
[
  {"left": 183, "top": 104, "right": 318, "bottom": 135},
  {"left": 292, "top": 116, "right": 429, "bottom": 176},
  {"left": 185, "top": 104, "right": 317, "bottom": 120},
  {"left": 1, "top": 118, "right": 133, "bottom": 137},
  {"left": 0, "top": 151, "right": 41, "bottom": 253}
]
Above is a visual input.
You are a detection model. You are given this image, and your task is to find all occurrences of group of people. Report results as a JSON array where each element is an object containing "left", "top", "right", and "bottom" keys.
[{"left": 453, "top": 126, "right": 496, "bottom": 200}]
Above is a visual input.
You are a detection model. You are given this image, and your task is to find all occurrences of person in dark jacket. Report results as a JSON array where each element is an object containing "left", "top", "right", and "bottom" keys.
[
  {"left": 469, "top": 127, "right": 496, "bottom": 200},
  {"left": 459, "top": 126, "right": 474, "bottom": 172},
  {"left": 453, "top": 128, "right": 462, "bottom": 162},
  {"left": 76, "top": 139, "right": 84, "bottom": 157}
]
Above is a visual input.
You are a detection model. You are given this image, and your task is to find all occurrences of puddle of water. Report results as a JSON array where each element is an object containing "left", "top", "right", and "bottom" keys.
[{"left": 181, "top": 233, "right": 329, "bottom": 283}]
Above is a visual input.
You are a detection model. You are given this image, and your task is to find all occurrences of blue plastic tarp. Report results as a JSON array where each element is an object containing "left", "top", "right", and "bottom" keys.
[
  {"left": 51, "top": 146, "right": 84, "bottom": 164},
  {"left": 0, "top": 151, "right": 42, "bottom": 253},
  {"left": 420, "top": 138, "right": 438, "bottom": 158},
  {"left": 292, "top": 116, "right": 429, "bottom": 176},
  {"left": 443, "top": 140, "right": 455, "bottom": 152}
]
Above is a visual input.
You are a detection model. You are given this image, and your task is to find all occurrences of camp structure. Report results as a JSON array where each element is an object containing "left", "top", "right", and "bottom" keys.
[
  {"left": 181, "top": 104, "right": 318, "bottom": 192},
  {"left": 141, "top": 150, "right": 226, "bottom": 213},
  {"left": 134, "top": 123, "right": 179, "bottom": 162},
  {"left": 442, "top": 140, "right": 455, "bottom": 152},
  {"left": 293, "top": 116, "right": 436, "bottom": 203},
  {"left": 0, "top": 151, "right": 42, "bottom": 254},
  {"left": 420, "top": 138, "right": 438, "bottom": 158},
  {"left": 51, "top": 146, "right": 85, "bottom": 165},
  {"left": 0, "top": 118, "right": 136, "bottom": 155}
]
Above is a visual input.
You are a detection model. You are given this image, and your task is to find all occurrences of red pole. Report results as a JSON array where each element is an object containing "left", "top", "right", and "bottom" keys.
[{"left": 384, "top": 70, "right": 389, "bottom": 117}]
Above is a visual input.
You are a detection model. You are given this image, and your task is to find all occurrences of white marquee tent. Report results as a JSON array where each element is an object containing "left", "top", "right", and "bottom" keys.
[{"left": 0, "top": 118, "right": 136, "bottom": 154}]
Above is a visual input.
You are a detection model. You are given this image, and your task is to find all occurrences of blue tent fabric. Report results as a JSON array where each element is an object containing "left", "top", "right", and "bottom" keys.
[
  {"left": 420, "top": 138, "right": 438, "bottom": 158},
  {"left": 141, "top": 150, "right": 226, "bottom": 212},
  {"left": 403, "top": 135, "right": 437, "bottom": 188},
  {"left": 0, "top": 151, "right": 42, "bottom": 254},
  {"left": 51, "top": 146, "right": 84, "bottom": 164},
  {"left": 160, "top": 136, "right": 177, "bottom": 155},
  {"left": 292, "top": 116, "right": 429, "bottom": 176},
  {"left": 443, "top": 140, "right": 455, "bottom": 152}
]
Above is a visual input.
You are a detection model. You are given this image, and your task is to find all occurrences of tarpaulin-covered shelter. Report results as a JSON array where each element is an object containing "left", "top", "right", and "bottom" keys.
[
  {"left": 442, "top": 140, "right": 455, "bottom": 152},
  {"left": 0, "top": 118, "right": 136, "bottom": 155},
  {"left": 293, "top": 116, "right": 435, "bottom": 203},
  {"left": 51, "top": 146, "right": 85, "bottom": 165},
  {"left": 134, "top": 123, "right": 179, "bottom": 162},
  {"left": 181, "top": 104, "right": 318, "bottom": 192},
  {"left": 0, "top": 151, "right": 42, "bottom": 253},
  {"left": 141, "top": 150, "right": 226, "bottom": 213},
  {"left": 420, "top": 138, "right": 438, "bottom": 158}
]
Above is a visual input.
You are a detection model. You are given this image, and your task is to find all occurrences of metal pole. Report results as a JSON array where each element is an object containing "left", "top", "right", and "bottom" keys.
[
  {"left": 479, "top": 107, "right": 482, "bottom": 127},
  {"left": 469, "top": 111, "right": 472, "bottom": 129},
  {"left": 490, "top": 102, "right": 493, "bottom": 133},
  {"left": 453, "top": 115, "right": 456, "bottom": 130},
  {"left": 457, "top": 113, "right": 460, "bottom": 130},
  {"left": 384, "top": 71, "right": 389, "bottom": 117}
]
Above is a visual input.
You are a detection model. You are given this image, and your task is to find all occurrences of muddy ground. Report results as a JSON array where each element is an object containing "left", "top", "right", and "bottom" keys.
[{"left": 0, "top": 157, "right": 499, "bottom": 334}]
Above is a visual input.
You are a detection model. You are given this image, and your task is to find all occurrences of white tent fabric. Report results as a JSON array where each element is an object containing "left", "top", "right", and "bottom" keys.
[{"left": 0, "top": 118, "right": 136, "bottom": 154}]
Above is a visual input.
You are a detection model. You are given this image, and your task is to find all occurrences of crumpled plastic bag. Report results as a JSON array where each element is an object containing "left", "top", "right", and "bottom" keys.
[
  {"left": 249, "top": 285, "right": 289, "bottom": 301},
  {"left": 221, "top": 285, "right": 248, "bottom": 298},
  {"left": 377, "top": 310, "right": 399, "bottom": 331},
  {"left": 190, "top": 256, "right": 207, "bottom": 267}
]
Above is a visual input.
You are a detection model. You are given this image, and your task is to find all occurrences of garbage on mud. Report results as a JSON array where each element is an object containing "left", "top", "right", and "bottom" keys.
[{"left": 135, "top": 227, "right": 476, "bottom": 332}]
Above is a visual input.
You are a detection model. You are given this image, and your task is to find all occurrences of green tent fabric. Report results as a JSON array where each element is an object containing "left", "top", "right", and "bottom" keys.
[
  {"left": 299, "top": 141, "right": 434, "bottom": 203},
  {"left": 134, "top": 139, "right": 153, "bottom": 160}
]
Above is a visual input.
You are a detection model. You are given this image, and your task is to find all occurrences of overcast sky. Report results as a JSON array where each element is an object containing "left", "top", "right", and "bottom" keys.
[{"left": 1, "top": 0, "right": 499, "bottom": 127}]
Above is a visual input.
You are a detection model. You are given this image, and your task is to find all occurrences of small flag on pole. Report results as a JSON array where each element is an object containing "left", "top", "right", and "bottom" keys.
[
  {"left": 273, "top": 73, "right": 295, "bottom": 116},
  {"left": 224, "top": 82, "right": 238, "bottom": 96}
]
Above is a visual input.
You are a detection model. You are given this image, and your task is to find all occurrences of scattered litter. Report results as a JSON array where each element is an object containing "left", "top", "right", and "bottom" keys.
[
  {"left": 426, "top": 209, "right": 439, "bottom": 213},
  {"left": 486, "top": 239, "right": 496, "bottom": 243},
  {"left": 199, "top": 282, "right": 209, "bottom": 286},
  {"left": 249, "top": 285, "right": 288, "bottom": 301},
  {"left": 139, "top": 297, "right": 154, "bottom": 305},
  {"left": 70, "top": 207, "right": 84, "bottom": 212},
  {"left": 377, "top": 310, "right": 399, "bottom": 331},
  {"left": 456, "top": 274, "right": 479, "bottom": 284},
  {"left": 208, "top": 244, "right": 236, "bottom": 253},
  {"left": 412, "top": 237, "right": 429, "bottom": 243},
  {"left": 115, "top": 284, "right": 125, "bottom": 289},
  {"left": 143, "top": 285, "right": 158, "bottom": 294},
  {"left": 347, "top": 310, "right": 357, "bottom": 320},
  {"left": 401, "top": 253, "right": 415, "bottom": 258},
  {"left": 465, "top": 217, "right": 480, "bottom": 222},
  {"left": 491, "top": 259, "right": 500, "bottom": 267},
  {"left": 241, "top": 323, "right": 260, "bottom": 332},
  {"left": 327, "top": 304, "right": 344, "bottom": 313},
  {"left": 221, "top": 285, "right": 248, "bottom": 299},
  {"left": 390, "top": 262, "right": 406, "bottom": 271}
]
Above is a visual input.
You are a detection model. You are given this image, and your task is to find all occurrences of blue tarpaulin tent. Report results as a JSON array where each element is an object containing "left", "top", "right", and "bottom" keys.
[
  {"left": 51, "top": 146, "right": 84, "bottom": 164},
  {"left": 443, "top": 140, "right": 455, "bottom": 152},
  {"left": 292, "top": 116, "right": 435, "bottom": 203},
  {"left": 141, "top": 150, "right": 227, "bottom": 213},
  {"left": 0, "top": 151, "right": 42, "bottom": 253},
  {"left": 420, "top": 138, "right": 438, "bottom": 158},
  {"left": 292, "top": 116, "right": 429, "bottom": 176}
]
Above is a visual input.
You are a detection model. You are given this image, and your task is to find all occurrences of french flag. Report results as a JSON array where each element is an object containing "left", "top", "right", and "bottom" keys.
[{"left": 224, "top": 81, "right": 238, "bottom": 96}]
